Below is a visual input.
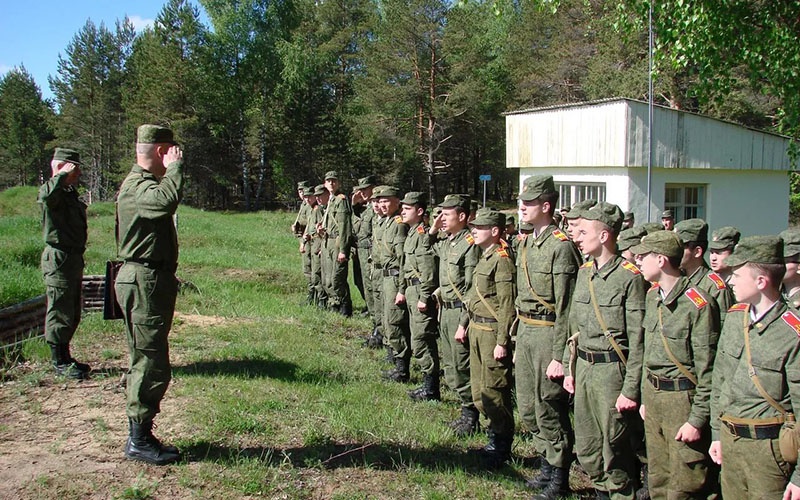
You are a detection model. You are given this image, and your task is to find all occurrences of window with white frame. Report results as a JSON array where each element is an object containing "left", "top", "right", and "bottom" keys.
[
  {"left": 664, "top": 184, "right": 706, "bottom": 222},
  {"left": 555, "top": 182, "right": 606, "bottom": 210}
]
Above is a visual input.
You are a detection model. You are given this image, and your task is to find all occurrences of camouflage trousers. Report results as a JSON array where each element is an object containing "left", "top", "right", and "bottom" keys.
[
  {"left": 323, "top": 239, "right": 350, "bottom": 308},
  {"left": 469, "top": 322, "right": 513, "bottom": 436},
  {"left": 405, "top": 284, "right": 438, "bottom": 377},
  {"left": 382, "top": 274, "right": 410, "bottom": 360},
  {"left": 720, "top": 423, "right": 791, "bottom": 499},
  {"left": 439, "top": 306, "right": 472, "bottom": 406}
]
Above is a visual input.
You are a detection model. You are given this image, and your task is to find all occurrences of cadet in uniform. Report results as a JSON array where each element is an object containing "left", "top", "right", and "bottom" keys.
[
  {"left": 115, "top": 124, "right": 183, "bottom": 465},
  {"left": 563, "top": 202, "right": 647, "bottom": 499},
  {"left": 371, "top": 189, "right": 390, "bottom": 354},
  {"left": 781, "top": 229, "right": 800, "bottom": 308},
  {"left": 352, "top": 176, "right": 379, "bottom": 331},
  {"left": 39, "top": 148, "right": 90, "bottom": 379},
  {"left": 514, "top": 176, "right": 581, "bottom": 499},
  {"left": 661, "top": 210, "right": 675, "bottom": 231},
  {"left": 292, "top": 181, "right": 313, "bottom": 304},
  {"left": 398, "top": 192, "right": 440, "bottom": 400},
  {"left": 429, "top": 194, "right": 482, "bottom": 435},
  {"left": 708, "top": 226, "right": 740, "bottom": 284},
  {"left": 302, "top": 186, "right": 324, "bottom": 307},
  {"left": 319, "top": 171, "right": 354, "bottom": 316},
  {"left": 618, "top": 226, "right": 647, "bottom": 264},
  {"left": 632, "top": 231, "right": 720, "bottom": 498},
  {"left": 465, "top": 207, "right": 516, "bottom": 467},
  {"left": 709, "top": 235, "right": 800, "bottom": 499}
]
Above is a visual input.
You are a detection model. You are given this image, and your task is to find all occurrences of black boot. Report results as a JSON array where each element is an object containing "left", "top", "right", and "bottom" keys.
[
  {"left": 408, "top": 373, "right": 441, "bottom": 402},
  {"left": 124, "top": 419, "right": 180, "bottom": 465},
  {"left": 62, "top": 344, "right": 91, "bottom": 373},
  {"left": 451, "top": 406, "right": 480, "bottom": 437},
  {"left": 382, "top": 357, "right": 409, "bottom": 383},
  {"left": 479, "top": 430, "right": 513, "bottom": 469},
  {"left": 526, "top": 459, "right": 553, "bottom": 490},
  {"left": 636, "top": 463, "right": 650, "bottom": 500},
  {"left": 533, "top": 465, "right": 570, "bottom": 500},
  {"left": 384, "top": 346, "right": 395, "bottom": 364},
  {"left": 339, "top": 300, "right": 352, "bottom": 317},
  {"left": 50, "top": 344, "right": 89, "bottom": 380},
  {"left": 365, "top": 327, "right": 383, "bottom": 349}
]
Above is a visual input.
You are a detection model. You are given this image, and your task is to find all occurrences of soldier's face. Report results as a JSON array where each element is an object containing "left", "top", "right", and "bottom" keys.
[
  {"left": 305, "top": 195, "right": 316, "bottom": 206},
  {"left": 470, "top": 225, "right": 495, "bottom": 247},
  {"left": 573, "top": 219, "right": 603, "bottom": 256},
  {"left": 297, "top": 188, "right": 304, "bottom": 200},
  {"left": 519, "top": 198, "right": 546, "bottom": 225},
  {"left": 325, "top": 178, "right": 339, "bottom": 193},
  {"left": 784, "top": 257, "right": 800, "bottom": 284},
  {"left": 709, "top": 249, "right": 732, "bottom": 273},
  {"left": 636, "top": 252, "right": 660, "bottom": 282},
  {"left": 441, "top": 208, "right": 466, "bottom": 234},
  {"left": 662, "top": 218, "right": 674, "bottom": 230},
  {"left": 401, "top": 204, "right": 422, "bottom": 224},
  {"left": 730, "top": 264, "right": 760, "bottom": 304},
  {"left": 371, "top": 199, "right": 381, "bottom": 214}
]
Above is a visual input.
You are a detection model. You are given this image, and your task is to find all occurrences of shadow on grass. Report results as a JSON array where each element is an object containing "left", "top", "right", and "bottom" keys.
[{"left": 173, "top": 356, "right": 352, "bottom": 385}]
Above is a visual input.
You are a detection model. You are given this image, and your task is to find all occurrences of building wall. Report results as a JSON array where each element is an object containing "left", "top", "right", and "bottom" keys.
[{"left": 519, "top": 166, "right": 631, "bottom": 209}]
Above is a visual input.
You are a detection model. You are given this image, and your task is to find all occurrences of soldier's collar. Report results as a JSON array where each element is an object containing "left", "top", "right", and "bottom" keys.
[
  {"left": 591, "top": 254, "right": 622, "bottom": 279},
  {"left": 749, "top": 300, "right": 785, "bottom": 333},
  {"left": 658, "top": 275, "right": 690, "bottom": 306}
]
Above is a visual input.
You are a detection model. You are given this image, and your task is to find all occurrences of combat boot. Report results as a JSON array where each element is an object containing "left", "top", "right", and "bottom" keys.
[
  {"left": 532, "top": 465, "right": 570, "bottom": 500},
  {"left": 382, "top": 357, "right": 409, "bottom": 383},
  {"left": 451, "top": 406, "right": 480, "bottom": 437},
  {"left": 525, "top": 459, "right": 553, "bottom": 490},
  {"left": 365, "top": 327, "right": 383, "bottom": 349},
  {"left": 124, "top": 419, "right": 180, "bottom": 465},
  {"left": 384, "top": 346, "right": 395, "bottom": 364},
  {"left": 63, "top": 344, "right": 91, "bottom": 373},
  {"left": 50, "top": 344, "right": 89, "bottom": 380},
  {"left": 339, "top": 300, "right": 352, "bottom": 317},
  {"left": 479, "top": 430, "right": 512, "bottom": 469},
  {"left": 408, "top": 373, "right": 441, "bottom": 402},
  {"left": 636, "top": 463, "right": 650, "bottom": 500}
]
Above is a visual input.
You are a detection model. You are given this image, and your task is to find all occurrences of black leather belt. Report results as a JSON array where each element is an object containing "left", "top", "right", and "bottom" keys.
[
  {"left": 383, "top": 268, "right": 400, "bottom": 277},
  {"left": 471, "top": 315, "right": 497, "bottom": 324},
  {"left": 647, "top": 371, "right": 695, "bottom": 391},
  {"left": 722, "top": 420, "right": 782, "bottom": 440},
  {"left": 441, "top": 300, "right": 464, "bottom": 309},
  {"left": 577, "top": 348, "right": 626, "bottom": 364},
  {"left": 518, "top": 311, "right": 556, "bottom": 322},
  {"left": 408, "top": 278, "right": 422, "bottom": 286},
  {"left": 48, "top": 243, "right": 85, "bottom": 254}
]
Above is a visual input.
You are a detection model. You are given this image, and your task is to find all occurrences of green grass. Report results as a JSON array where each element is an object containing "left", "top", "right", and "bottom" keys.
[{"left": 0, "top": 187, "right": 594, "bottom": 499}]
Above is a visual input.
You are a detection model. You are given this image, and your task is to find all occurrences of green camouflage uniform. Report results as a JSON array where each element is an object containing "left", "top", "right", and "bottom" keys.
[
  {"left": 372, "top": 213, "right": 388, "bottom": 338},
  {"left": 515, "top": 224, "right": 581, "bottom": 469},
  {"left": 294, "top": 200, "right": 312, "bottom": 293},
  {"left": 39, "top": 169, "right": 87, "bottom": 348},
  {"left": 402, "top": 220, "right": 438, "bottom": 377},
  {"left": 321, "top": 192, "right": 354, "bottom": 310},
  {"left": 687, "top": 264, "right": 734, "bottom": 324},
  {"left": 354, "top": 204, "right": 378, "bottom": 324},
  {"left": 115, "top": 162, "right": 183, "bottom": 423},
  {"left": 642, "top": 277, "right": 720, "bottom": 498},
  {"left": 305, "top": 202, "right": 325, "bottom": 305},
  {"left": 378, "top": 211, "right": 411, "bottom": 362}
]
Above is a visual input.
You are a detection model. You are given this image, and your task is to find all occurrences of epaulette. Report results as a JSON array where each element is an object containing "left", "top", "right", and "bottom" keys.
[
  {"left": 497, "top": 247, "right": 510, "bottom": 258},
  {"left": 684, "top": 287, "right": 708, "bottom": 309},
  {"left": 337, "top": 193, "right": 346, "bottom": 199},
  {"left": 500, "top": 238, "right": 509, "bottom": 248},
  {"left": 416, "top": 225, "right": 425, "bottom": 234},
  {"left": 465, "top": 233, "right": 475, "bottom": 245},
  {"left": 621, "top": 261, "right": 641, "bottom": 275},
  {"left": 516, "top": 233, "right": 527, "bottom": 241},
  {"left": 552, "top": 229, "right": 568, "bottom": 241},
  {"left": 706, "top": 272, "right": 727, "bottom": 290},
  {"left": 394, "top": 215, "right": 403, "bottom": 224},
  {"left": 581, "top": 261, "right": 593, "bottom": 269},
  {"left": 782, "top": 310, "right": 800, "bottom": 337},
  {"left": 728, "top": 303, "right": 749, "bottom": 313},
  {"left": 649, "top": 282, "right": 660, "bottom": 292}
]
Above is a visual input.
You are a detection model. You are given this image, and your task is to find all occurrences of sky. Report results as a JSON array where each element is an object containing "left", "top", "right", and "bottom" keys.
[{"left": 0, "top": 0, "right": 207, "bottom": 101}]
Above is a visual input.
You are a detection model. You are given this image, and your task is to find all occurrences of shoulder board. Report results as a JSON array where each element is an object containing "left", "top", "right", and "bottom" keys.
[
  {"left": 621, "top": 261, "right": 642, "bottom": 275},
  {"left": 500, "top": 238, "right": 509, "bottom": 248},
  {"left": 516, "top": 233, "right": 527, "bottom": 241},
  {"left": 497, "top": 247, "right": 510, "bottom": 258},
  {"left": 465, "top": 233, "right": 475, "bottom": 245},
  {"left": 552, "top": 229, "right": 568, "bottom": 241},
  {"left": 684, "top": 287, "right": 708, "bottom": 309},
  {"left": 416, "top": 225, "right": 425, "bottom": 234},
  {"left": 336, "top": 193, "right": 346, "bottom": 199},
  {"left": 649, "top": 282, "right": 660, "bottom": 292},
  {"left": 394, "top": 215, "right": 403, "bottom": 224},
  {"left": 581, "top": 261, "right": 593, "bottom": 269},
  {"left": 706, "top": 272, "right": 727, "bottom": 290},
  {"left": 782, "top": 311, "right": 800, "bottom": 337},
  {"left": 728, "top": 303, "right": 749, "bottom": 313}
]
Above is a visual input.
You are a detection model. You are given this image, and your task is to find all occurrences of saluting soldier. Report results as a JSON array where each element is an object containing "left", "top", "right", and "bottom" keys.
[
  {"left": 709, "top": 236, "right": 800, "bottom": 499},
  {"left": 429, "top": 194, "right": 482, "bottom": 435},
  {"left": 465, "top": 207, "right": 516, "bottom": 468},
  {"left": 708, "top": 226, "right": 740, "bottom": 284},
  {"left": 398, "top": 192, "right": 440, "bottom": 400},
  {"left": 319, "top": 171, "right": 354, "bottom": 316},
  {"left": 514, "top": 176, "right": 581, "bottom": 499},
  {"left": 39, "top": 147, "right": 90, "bottom": 379},
  {"left": 563, "top": 202, "right": 647, "bottom": 499},
  {"left": 632, "top": 231, "right": 720, "bottom": 499},
  {"left": 115, "top": 124, "right": 183, "bottom": 465},
  {"left": 782, "top": 228, "right": 800, "bottom": 308},
  {"left": 292, "top": 180, "right": 313, "bottom": 304}
]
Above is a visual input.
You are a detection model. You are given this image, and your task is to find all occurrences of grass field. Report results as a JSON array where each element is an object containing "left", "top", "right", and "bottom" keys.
[{"left": 0, "top": 187, "right": 593, "bottom": 499}]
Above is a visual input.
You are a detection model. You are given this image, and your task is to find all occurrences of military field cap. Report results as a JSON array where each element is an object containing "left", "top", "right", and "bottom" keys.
[
  {"left": 630, "top": 230, "right": 683, "bottom": 259},
  {"left": 355, "top": 175, "right": 377, "bottom": 190},
  {"left": 724, "top": 235, "right": 784, "bottom": 268},
  {"left": 324, "top": 170, "right": 338, "bottom": 180},
  {"left": 506, "top": 215, "right": 515, "bottom": 225},
  {"left": 519, "top": 175, "right": 557, "bottom": 202},
  {"left": 302, "top": 187, "right": 314, "bottom": 197},
  {"left": 432, "top": 206, "right": 443, "bottom": 218},
  {"left": 617, "top": 226, "right": 648, "bottom": 252},
  {"left": 313, "top": 184, "right": 326, "bottom": 196},
  {"left": 640, "top": 222, "right": 665, "bottom": 234},
  {"left": 709, "top": 226, "right": 741, "bottom": 251},
  {"left": 564, "top": 199, "right": 597, "bottom": 220},
  {"left": 137, "top": 124, "right": 176, "bottom": 144},
  {"left": 470, "top": 207, "right": 506, "bottom": 228},
  {"left": 519, "top": 221, "right": 534, "bottom": 232},
  {"left": 297, "top": 180, "right": 309, "bottom": 189},
  {"left": 675, "top": 218, "right": 708, "bottom": 245},
  {"left": 438, "top": 193, "right": 471, "bottom": 211},
  {"left": 661, "top": 209, "right": 674, "bottom": 219},
  {"left": 553, "top": 212, "right": 563, "bottom": 225},
  {"left": 580, "top": 201, "right": 624, "bottom": 233},
  {"left": 52, "top": 147, "right": 81, "bottom": 165},
  {"left": 400, "top": 191, "right": 425, "bottom": 206},
  {"left": 374, "top": 185, "right": 400, "bottom": 198},
  {"left": 780, "top": 228, "right": 800, "bottom": 258},
  {"left": 623, "top": 211, "right": 634, "bottom": 221}
]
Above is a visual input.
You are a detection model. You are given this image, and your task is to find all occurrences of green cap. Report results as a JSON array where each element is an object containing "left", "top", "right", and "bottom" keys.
[
  {"left": 297, "top": 180, "right": 309, "bottom": 189},
  {"left": 438, "top": 193, "right": 471, "bottom": 211},
  {"left": 623, "top": 211, "right": 634, "bottom": 222},
  {"left": 780, "top": 229, "right": 800, "bottom": 258},
  {"left": 724, "top": 235, "right": 784, "bottom": 267},
  {"left": 617, "top": 226, "right": 647, "bottom": 251},
  {"left": 709, "top": 226, "right": 741, "bottom": 251},
  {"left": 565, "top": 199, "right": 598, "bottom": 220},
  {"left": 506, "top": 215, "right": 515, "bottom": 225},
  {"left": 640, "top": 222, "right": 665, "bottom": 234},
  {"left": 355, "top": 175, "right": 377, "bottom": 190},
  {"left": 302, "top": 187, "right": 314, "bottom": 197},
  {"left": 137, "top": 124, "right": 176, "bottom": 144},
  {"left": 519, "top": 175, "right": 557, "bottom": 202},
  {"left": 400, "top": 191, "right": 425, "bottom": 206},
  {"left": 470, "top": 207, "right": 506, "bottom": 227},
  {"left": 324, "top": 170, "right": 338, "bottom": 180},
  {"left": 661, "top": 209, "right": 674, "bottom": 219},
  {"left": 52, "top": 147, "right": 81, "bottom": 165},
  {"left": 630, "top": 230, "right": 683, "bottom": 260},
  {"left": 553, "top": 212, "right": 563, "bottom": 225},
  {"left": 374, "top": 185, "right": 400, "bottom": 198},
  {"left": 313, "top": 184, "right": 326, "bottom": 196},
  {"left": 675, "top": 218, "right": 708, "bottom": 245},
  {"left": 580, "top": 201, "right": 624, "bottom": 233}
]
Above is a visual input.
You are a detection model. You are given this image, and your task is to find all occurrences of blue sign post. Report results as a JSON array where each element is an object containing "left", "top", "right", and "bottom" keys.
[{"left": 479, "top": 174, "right": 491, "bottom": 207}]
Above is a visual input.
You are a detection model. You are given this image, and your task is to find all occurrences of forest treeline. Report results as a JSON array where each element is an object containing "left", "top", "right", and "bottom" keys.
[{"left": 0, "top": 0, "right": 797, "bottom": 210}]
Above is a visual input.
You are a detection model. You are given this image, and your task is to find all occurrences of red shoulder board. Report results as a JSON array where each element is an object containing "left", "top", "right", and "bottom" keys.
[
  {"left": 416, "top": 225, "right": 425, "bottom": 234},
  {"left": 394, "top": 215, "right": 403, "bottom": 224},
  {"left": 581, "top": 261, "right": 593, "bottom": 269},
  {"left": 621, "top": 261, "right": 642, "bottom": 275},
  {"left": 516, "top": 233, "right": 527, "bottom": 241},
  {"left": 552, "top": 229, "right": 568, "bottom": 241},
  {"left": 497, "top": 247, "right": 509, "bottom": 258},
  {"left": 465, "top": 233, "right": 475, "bottom": 245},
  {"left": 649, "top": 282, "right": 660, "bottom": 292},
  {"left": 782, "top": 311, "right": 800, "bottom": 337},
  {"left": 706, "top": 272, "right": 727, "bottom": 290},
  {"left": 500, "top": 238, "right": 509, "bottom": 248},
  {"left": 729, "top": 303, "right": 749, "bottom": 312},
  {"left": 685, "top": 288, "right": 708, "bottom": 309}
]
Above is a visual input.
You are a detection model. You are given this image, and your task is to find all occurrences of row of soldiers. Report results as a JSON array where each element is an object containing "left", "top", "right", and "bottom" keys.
[{"left": 290, "top": 173, "right": 800, "bottom": 500}]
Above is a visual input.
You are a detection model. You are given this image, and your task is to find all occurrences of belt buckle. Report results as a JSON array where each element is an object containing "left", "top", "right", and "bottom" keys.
[
  {"left": 585, "top": 350, "right": 594, "bottom": 364},
  {"left": 650, "top": 373, "right": 660, "bottom": 390}
]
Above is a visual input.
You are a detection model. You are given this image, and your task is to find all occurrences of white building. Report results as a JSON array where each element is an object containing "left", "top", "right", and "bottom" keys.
[{"left": 505, "top": 98, "right": 797, "bottom": 236}]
